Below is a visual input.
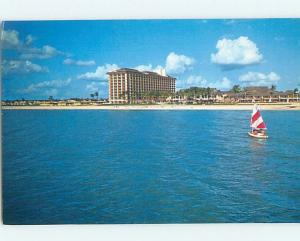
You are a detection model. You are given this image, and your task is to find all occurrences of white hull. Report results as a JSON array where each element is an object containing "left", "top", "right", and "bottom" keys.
[{"left": 248, "top": 132, "right": 268, "bottom": 139}]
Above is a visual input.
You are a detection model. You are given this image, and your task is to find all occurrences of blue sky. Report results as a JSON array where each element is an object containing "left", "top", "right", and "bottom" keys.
[{"left": 1, "top": 19, "right": 300, "bottom": 100}]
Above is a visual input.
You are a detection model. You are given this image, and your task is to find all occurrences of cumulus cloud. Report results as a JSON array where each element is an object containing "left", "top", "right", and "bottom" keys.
[
  {"left": 63, "top": 58, "right": 96, "bottom": 66},
  {"left": 184, "top": 75, "right": 208, "bottom": 88},
  {"left": 134, "top": 53, "right": 194, "bottom": 75},
  {"left": 239, "top": 71, "right": 280, "bottom": 86},
  {"left": 86, "top": 81, "right": 107, "bottom": 93},
  {"left": 1, "top": 30, "right": 21, "bottom": 49},
  {"left": 77, "top": 52, "right": 193, "bottom": 81},
  {"left": 165, "top": 52, "right": 195, "bottom": 75},
  {"left": 209, "top": 77, "right": 232, "bottom": 90},
  {"left": 22, "top": 78, "right": 72, "bottom": 94},
  {"left": 77, "top": 52, "right": 194, "bottom": 85},
  {"left": 2, "top": 60, "right": 48, "bottom": 74},
  {"left": 2, "top": 29, "right": 66, "bottom": 59},
  {"left": 134, "top": 64, "right": 164, "bottom": 73},
  {"left": 177, "top": 75, "right": 232, "bottom": 90},
  {"left": 77, "top": 64, "right": 119, "bottom": 81},
  {"left": 211, "top": 36, "right": 263, "bottom": 69},
  {"left": 2, "top": 30, "right": 36, "bottom": 49},
  {"left": 134, "top": 64, "right": 153, "bottom": 71}
]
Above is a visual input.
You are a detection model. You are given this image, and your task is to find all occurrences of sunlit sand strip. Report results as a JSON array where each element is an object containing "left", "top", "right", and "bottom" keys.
[{"left": 2, "top": 103, "right": 300, "bottom": 110}]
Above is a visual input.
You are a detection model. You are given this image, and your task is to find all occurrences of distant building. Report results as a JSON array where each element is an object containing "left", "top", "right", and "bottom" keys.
[
  {"left": 107, "top": 68, "right": 176, "bottom": 104},
  {"left": 222, "top": 86, "right": 299, "bottom": 103}
]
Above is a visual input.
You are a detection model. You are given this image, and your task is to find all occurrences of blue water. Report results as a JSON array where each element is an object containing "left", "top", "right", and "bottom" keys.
[{"left": 2, "top": 110, "right": 300, "bottom": 224}]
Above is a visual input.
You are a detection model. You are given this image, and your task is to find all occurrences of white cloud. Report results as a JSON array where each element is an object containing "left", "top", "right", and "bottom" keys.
[
  {"left": 2, "top": 30, "right": 35, "bottom": 49},
  {"left": 77, "top": 52, "right": 193, "bottom": 81},
  {"left": 239, "top": 71, "right": 280, "bottom": 86},
  {"left": 211, "top": 36, "right": 263, "bottom": 69},
  {"left": 77, "top": 64, "right": 119, "bottom": 81},
  {"left": 1, "top": 30, "right": 21, "bottom": 49},
  {"left": 134, "top": 52, "right": 194, "bottom": 75},
  {"left": 76, "top": 60, "right": 96, "bottom": 66},
  {"left": 2, "top": 29, "right": 66, "bottom": 59},
  {"left": 2, "top": 60, "right": 48, "bottom": 74},
  {"left": 134, "top": 64, "right": 164, "bottom": 73},
  {"left": 86, "top": 81, "right": 107, "bottom": 93},
  {"left": 63, "top": 58, "right": 74, "bottom": 65},
  {"left": 25, "top": 35, "right": 35, "bottom": 45},
  {"left": 185, "top": 75, "right": 208, "bottom": 87},
  {"left": 177, "top": 75, "right": 232, "bottom": 90},
  {"left": 63, "top": 58, "right": 96, "bottom": 66},
  {"left": 165, "top": 52, "right": 195, "bottom": 75},
  {"left": 134, "top": 64, "right": 154, "bottom": 72},
  {"left": 20, "top": 45, "right": 64, "bottom": 59},
  {"left": 22, "top": 78, "right": 72, "bottom": 94},
  {"left": 86, "top": 82, "right": 99, "bottom": 92},
  {"left": 209, "top": 77, "right": 232, "bottom": 90},
  {"left": 76, "top": 52, "right": 193, "bottom": 86}
]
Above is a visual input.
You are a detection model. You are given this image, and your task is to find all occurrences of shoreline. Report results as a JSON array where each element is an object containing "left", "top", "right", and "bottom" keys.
[{"left": 2, "top": 103, "right": 300, "bottom": 110}]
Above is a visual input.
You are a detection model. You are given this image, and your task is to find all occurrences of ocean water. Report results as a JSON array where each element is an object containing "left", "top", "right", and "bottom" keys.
[{"left": 2, "top": 110, "right": 300, "bottom": 224}]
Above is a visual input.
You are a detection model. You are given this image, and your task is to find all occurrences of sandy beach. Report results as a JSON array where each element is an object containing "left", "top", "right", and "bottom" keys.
[{"left": 2, "top": 103, "right": 300, "bottom": 110}]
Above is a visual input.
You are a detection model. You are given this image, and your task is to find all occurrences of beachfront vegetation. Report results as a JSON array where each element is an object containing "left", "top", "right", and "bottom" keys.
[
  {"left": 3, "top": 86, "right": 300, "bottom": 106},
  {"left": 176, "top": 87, "right": 216, "bottom": 98},
  {"left": 231, "top": 85, "right": 242, "bottom": 93}
]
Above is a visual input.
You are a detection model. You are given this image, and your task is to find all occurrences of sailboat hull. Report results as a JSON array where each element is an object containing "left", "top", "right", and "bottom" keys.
[{"left": 248, "top": 132, "right": 268, "bottom": 139}]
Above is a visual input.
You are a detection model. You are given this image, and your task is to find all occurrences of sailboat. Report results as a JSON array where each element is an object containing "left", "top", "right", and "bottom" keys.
[{"left": 248, "top": 104, "right": 268, "bottom": 139}]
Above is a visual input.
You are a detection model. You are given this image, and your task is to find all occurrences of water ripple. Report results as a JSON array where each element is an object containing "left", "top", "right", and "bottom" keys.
[{"left": 2, "top": 110, "right": 300, "bottom": 224}]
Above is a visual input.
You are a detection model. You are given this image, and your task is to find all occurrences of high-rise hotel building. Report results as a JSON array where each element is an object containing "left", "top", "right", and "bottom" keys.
[{"left": 107, "top": 68, "right": 176, "bottom": 104}]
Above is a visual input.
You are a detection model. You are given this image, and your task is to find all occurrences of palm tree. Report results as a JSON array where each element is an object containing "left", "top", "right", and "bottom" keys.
[
  {"left": 145, "top": 91, "right": 151, "bottom": 103},
  {"left": 94, "top": 91, "right": 99, "bottom": 100},
  {"left": 232, "top": 85, "right": 241, "bottom": 93},
  {"left": 90, "top": 93, "right": 94, "bottom": 99},
  {"left": 271, "top": 85, "right": 277, "bottom": 91},
  {"left": 119, "top": 92, "right": 125, "bottom": 102},
  {"left": 269, "top": 85, "right": 277, "bottom": 102},
  {"left": 293, "top": 88, "right": 299, "bottom": 102},
  {"left": 230, "top": 85, "right": 242, "bottom": 102},
  {"left": 131, "top": 91, "right": 137, "bottom": 104},
  {"left": 123, "top": 91, "right": 128, "bottom": 103}
]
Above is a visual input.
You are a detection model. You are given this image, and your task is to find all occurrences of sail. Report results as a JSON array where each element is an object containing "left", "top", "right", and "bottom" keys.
[{"left": 250, "top": 104, "right": 267, "bottom": 129}]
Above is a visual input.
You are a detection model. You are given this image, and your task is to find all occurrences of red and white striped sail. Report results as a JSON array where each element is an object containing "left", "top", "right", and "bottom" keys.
[{"left": 250, "top": 104, "right": 267, "bottom": 130}]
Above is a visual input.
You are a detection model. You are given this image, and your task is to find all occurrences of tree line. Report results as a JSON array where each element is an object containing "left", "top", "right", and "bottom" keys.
[{"left": 85, "top": 85, "right": 300, "bottom": 102}]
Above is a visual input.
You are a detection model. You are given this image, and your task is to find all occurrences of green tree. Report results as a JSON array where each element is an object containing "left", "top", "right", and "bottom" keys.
[
  {"left": 294, "top": 88, "right": 299, "bottom": 102},
  {"left": 271, "top": 85, "right": 277, "bottom": 91},
  {"left": 130, "top": 91, "right": 137, "bottom": 103},
  {"left": 231, "top": 85, "right": 241, "bottom": 93}
]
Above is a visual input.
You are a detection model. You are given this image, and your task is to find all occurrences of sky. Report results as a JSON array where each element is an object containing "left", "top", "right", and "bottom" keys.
[{"left": 1, "top": 19, "right": 300, "bottom": 100}]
